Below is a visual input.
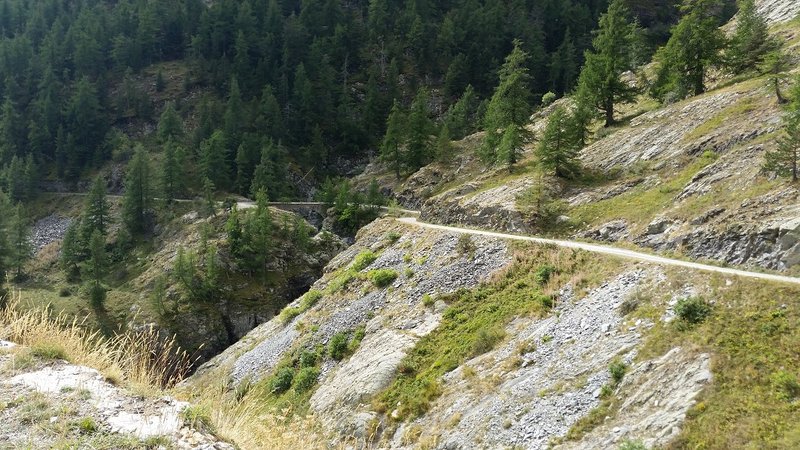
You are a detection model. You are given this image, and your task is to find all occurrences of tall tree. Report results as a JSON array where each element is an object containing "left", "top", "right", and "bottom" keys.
[
  {"left": 0, "top": 191, "right": 10, "bottom": 291},
  {"left": 652, "top": 0, "right": 726, "bottom": 100},
  {"left": 536, "top": 106, "right": 581, "bottom": 179},
  {"left": 161, "top": 139, "right": 185, "bottom": 202},
  {"left": 381, "top": 100, "right": 406, "bottom": 179},
  {"left": 83, "top": 230, "right": 107, "bottom": 307},
  {"left": 157, "top": 102, "right": 184, "bottom": 143},
  {"left": 575, "top": 0, "right": 638, "bottom": 127},
  {"left": 759, "top": 48, "right": 790, "bottom": 104},
  {"left": 8, "top": 204, "right": 31, "bottom": 280},
  {"left": 122, "top": 146, "right": 152, "bottom": 235},
  {"left": 199, "top": 131, "right": 230, "bottom": 190},
  {"left": 764, "top": 77, "right": 800, "bottom": 182},
  {"left": 727, "top": 0, "right": 771, "bottom": 74},
  {"left": 481, "top": 40, "right": 532, "bottom": 165},
  {"left": 405, "top": 87, "right": 435, "bottom": 171},
  {"left": 82, "top": 176, "right": 110, "bottom": 240}
]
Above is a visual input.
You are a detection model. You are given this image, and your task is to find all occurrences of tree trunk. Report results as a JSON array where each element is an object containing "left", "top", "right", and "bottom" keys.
[
  {"left": 775, "top": 78, "right": 787, "bottom": 104},
  {"left": 604, "top": 98, "right": 614, "bottom": 128}
]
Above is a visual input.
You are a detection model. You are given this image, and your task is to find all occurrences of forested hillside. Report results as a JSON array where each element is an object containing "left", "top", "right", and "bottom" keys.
[{"left": 0, "top": 0, "right": 731, "bottom": 202}]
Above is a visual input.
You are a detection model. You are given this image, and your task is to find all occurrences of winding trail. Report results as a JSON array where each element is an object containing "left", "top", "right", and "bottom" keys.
[{"left": 396, "top": 217, "right": 800, "bottom": 286}]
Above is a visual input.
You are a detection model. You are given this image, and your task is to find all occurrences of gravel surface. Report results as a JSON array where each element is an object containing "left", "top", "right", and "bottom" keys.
[{"left": 30, "top": 214, "right": 72, "bottom": 252}]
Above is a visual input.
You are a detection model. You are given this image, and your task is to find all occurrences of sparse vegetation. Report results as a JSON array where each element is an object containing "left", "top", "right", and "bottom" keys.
[
  {"left": 367, "top": 269, "right": 399, "bottom": 288},
  {"left": 352, "top": 251, "right": 378, "bottom": 272},
  {"left": 674, "top": 296, "right": 712, "bottom": 326}
]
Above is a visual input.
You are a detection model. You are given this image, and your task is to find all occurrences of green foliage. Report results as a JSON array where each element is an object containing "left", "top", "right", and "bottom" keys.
[
  {"left": 8, "top": 204, "right": 32, "bottom": 280},
  {"left": 82, "top": 177, "right": 110, "bottom": 240},
  {"left": 157, "top": 102, "right": 183, "bottom": 143},
  {"left": 536, "top": 107, "right": 581, "bottom": 179},
  {"left": 31, "top": 342, "right": 68, "bottom": 361},
  {"left": 422, "top": 294, "right": 435, "bottom": 307},
  {"left": 269, "top": 368, "right": 295, "bottom": 394},
  {"left": 481, "top": 40, "right": 533, "bottom": 166},
  {"left": 352, "top": 251, "right": 378, "bottom": 272},
  {"left": 726, "top": 0, "right": 771, "bottom": 74},
  {"left": 652, "top": 0, "right": 727, "bottom": 100},
  {"left": 75, "top": 417, "right": 98, "bottom": 434},
  {"left": 771, "top": 370, "right": 800, "bottom": 401},
  {"left": 674, "top": 296, "right": 712, "bottom": 325},
  {"left": 760, "top": 48, "right": 791, "bottom": 104},
  {"left": 575, "top": 0, "right": 639, "bottom": 126},
  {"left": 381, "top": 100, "right": 407, "bottom": 179},
  {"left": 764, "top": 77, "right": 800, "bottom": 181},
  {"left": 328, "top": 332, "right": 349, "bottom": 361},
  {"left": 367, "top": 269, "right": 399, "bottom": 288},
  {"left": 534, "top": 265, "right": 557, "bottom": 286},
  {"left": 293, "top": 367, "right": 320, "bottom": 393},
  {"left": 457, "top": 234, "right": 476, "bottom": 256},
  {"left": 471, "top": 326, "right": 506, "bottom": 357},
  {"left": 618, "top": 440, "right": 647, "bottom": 450},
  {"left": 541, "top": 92, "right": 557, "bottom": 106},
  {"left": 609, "top": 360, "right": 627, "bottom": 384},
  {"left": 122, "top": 146, "right": 152, "bottom": 235}
]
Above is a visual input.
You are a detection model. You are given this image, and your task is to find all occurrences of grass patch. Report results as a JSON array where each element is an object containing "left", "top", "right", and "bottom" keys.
[
  {"left": 367, "top": 269, "right": 399, "bottom": 288},
  {"left": 30, "top": 342, "right": 68, "bottom": 361},
  {"left": 682, "top": 97, "right": 758, "bottom": 144},
  {"left": 352, "top": 251, "right": 378, "bottom": 271}
]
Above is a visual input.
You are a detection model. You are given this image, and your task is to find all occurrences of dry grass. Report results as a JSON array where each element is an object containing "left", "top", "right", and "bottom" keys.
[{"left": 0, "top": 291, "right": 193, "bottom": 393}]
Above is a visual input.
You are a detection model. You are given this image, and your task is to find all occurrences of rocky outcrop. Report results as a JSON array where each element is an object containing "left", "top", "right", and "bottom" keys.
[{"left": 755, "top": 0, "right": 800, "bottom": 25}]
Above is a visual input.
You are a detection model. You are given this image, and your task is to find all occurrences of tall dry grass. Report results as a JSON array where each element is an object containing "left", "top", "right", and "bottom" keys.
[{"left": 0, "top": 291, "right": 193, "bottom": 392}]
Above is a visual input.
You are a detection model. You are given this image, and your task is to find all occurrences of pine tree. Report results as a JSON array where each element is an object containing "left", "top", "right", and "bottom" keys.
[
  {"left": 161, "top": 139, "right": 185, "bottom": 202},
  {"left": 246, "top": 189, "right": 273, "bottom": 277},
  {"left": 652, "top": 0, "right": 726, "bottom": 100},
  {"left": 122, "top": 146, "right": 152, "bottom": 235},
  {"left": 60, "top": 220, "right": 83, "bottom": 282},
  {"left": 82, "top": 177, "right": 110, "bottom": 240},
  {"left": 764, "top": 77, "right": 800, "bottom": 182},
  {"left": 497, "top": 124, "right": 526, "bottom": 171},
  {"left": 224, "top": 77, "right": 245, "bottom": 154},
  {"left": 536, "top": 106, "right": 581, "bottom": 179},
  {"left": 381, "top": 100, "right": 406, "bottom": 178},
  {"left": 550, "top": 29, "right": 578, "bottom": 96},
  {"left": 406, "top": 87, "right": 435, "bottom": 171},
  {"left": 435, "top": 124, "right": 454, "bottom": 162},
  {"left": 445, "top": 85, "right": 479, "bottom": 140},
  {"left": 481, "top": 40, "right": 532, "bottom": 165},
  {"left": 727, "top": 0, "right": 771, "bottom": 74},
  {"left": 199, "top": 131, "right": 230, "bottom": 190},
  {"left": 9, "top": 204, "right": 31, "bottom": 280},
  {"left": 83, "top": 230, "right": 107, "bottom": 307},
  {"left": 157, "top": 102, "right": 183, "bottom": 143},
  {"left": 760, "top": 48, "right": 791, "bottom": 104},
  {"left": 202, "top": 177, "right": 216, "bottom": 217},
  {"left": 226, "top": 204, "right": 244, "bottom": 259},
  {"left": 256, "top": 85, "right": 285, "bottom": 141},
  {"left": 575, "top": 0, "right": 638, "bottom": 127},
  {"left": 0, "top": 191, "right": 10, "bottom": 290}
]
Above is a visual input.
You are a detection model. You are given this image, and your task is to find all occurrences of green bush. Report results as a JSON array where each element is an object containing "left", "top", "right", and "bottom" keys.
[
  {"left": 609, "top": 360, "right": 627, "bottom": 384},
  {"left": 541, "top": 91, "right": 557, "bottom": 106},
  {"left": 352, "top": 250, "right": 378, "bottom": 271},
  {"left": 329, "top": 332, "right": 349, "bottom": 361},
  {"left": 31, "top": 343, "right": 68, "bottom": 361},
  {"left": 368, "top": 269, "right": 398, "bottom": 288},
  {"left": 618, "top": 440, "right": 646, "bottom": 450},
  {"left": 300, "top": 290, "right": 323, "bottom": 310},
  {"left": 387, "top": 232, "right": 402, "bottom": 243},
  {"left": 74, "top": 417, "right": 97, "bottom": 434},
  {"left": 456, "top": 234, "right": 476, "bottom": 256},
  {"left": 299, "top": 350, "right": 318, "bottom": 368},
  {"left": 269, "top": 367, "right": 295, "bottom": 394},
  {"left": 294, "top": 367, "right": 320, "bottom": 393},
  {"left": 534, "top": 264, "right": 556, "bottom": 286},
  {"left": 675, "top": 297, "right": 712, "bottom": 325},
  {"left": 471, "top": 326, "right": 506, "bottom": 357},
  {"left": 422, "top": 294, "right": 435, "bottom": 307},
  {"left": 771, "top": 370, "right": 800, "bottom": 401},
  {"left": 279, "top": 306, "right": 302, "bottom": 324},
  {"left": 349, "top": 326, "right": 366, "bottom": 353}
]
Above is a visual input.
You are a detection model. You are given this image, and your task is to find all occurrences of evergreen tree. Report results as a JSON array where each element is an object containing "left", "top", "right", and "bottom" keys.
[
  {"left": 202, "top": 177, "right": 216, "bottom": 217},
  {"left": 575, "top": 0, "right": 638, "bottom": 127},
  {"left": 161, "top": 139, "right": 185, "bottom": 202},
  {"left": 199, "top": 131, "right": 230, "bottom": 190},
  {"left": 60, "top": 220, "right": 83, "bottom": 282},
  {"left": 445, "top": 85, "right": 479, "bottom": 140},
  {"left": 0, "top": 191, "right": 10, "bottom": 290},
  {"left": 245, "top": 189, "right": 273, "bottom": 277},
  {"left": 406, "top": 87, "right": 435, "bottom": 171},
  {"left": 82, "top": 176, "right": 110, "bottom": 240},
  {"left": 550, "top": 29, "right": 578, "bottom": 96},
  {"left": 8, "top": 204, "right": 31, "bottom": 280},
  {"left": 381, "top": 100, "right": 406, "bottom": 178},
  {"left": 157, "top": 102, "right": 184, "bottom": 143},
  {"left": 536, "top": 106, "right": 581, "bottom": 179},
  {"left": 760, "top": 48, "right": 791, "bottom": 104},
  {"left": 764, "top": 78, "right": 800, "bottom": 182},
  {"left": 226, "top": 204, "right": 244, "bottom": 259},
  {"left": 727, "top": 0, "right": 771, "bottom": 74},
  {"left": 652, "top": 0, "right": 726, "bottom": 100},
  {"left": 435, "top": 124, "right": 454, "bottom": 163},
  {"left": 83, "top": 230, "right": 107, "bottom": 307},
  {"left": 497, "top": 124, "right": 526, "bottom": 171},
  {"left": 122, "top": 146, "right": 152, "bottom": 235},
  {"left": 481, "top": 40, "right": 532, "bottom": 165},
  {"left": 224, "top": 77, "right": 245, "bottom": 154},
  {"left": 256, "top": 85, "right": 284, "bottom": 141}
]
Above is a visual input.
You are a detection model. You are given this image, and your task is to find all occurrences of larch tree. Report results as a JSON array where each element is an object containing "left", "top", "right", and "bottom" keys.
[
  {"left": 764, "top": 77, "right": 800, "bottom": 182},
  {"left": 652, "top": 0, "right": 726, "bottom": 100},
  {"left": 536, "top": 106, "right": 581, "bottom": 179},
  {"left": 575, "top": 0, "right": 638, "bottom": 127},
  {"left": 122, "top": 146, "right": 152, "bottom": 235},
  {"left": 760, "top": 48, "right": 791, "bottom": 104},
  {"left": 405, "top": 87, "right": 435, "bottom": 171},
  {"left": 81, "top": 176, "right": 110, "bottom": 240},
  {"left": 9, "top": 204, "right": 32, "bottom": 280},
  {"left": 157, "top": 101, "right": 184, "bottom": 143},
  {"left": 381, "top": 100, "right": 406, "bottom": 179},
  {"left": 727, "top": 0, "right": 771, "bottom": 74},
  {"left": 481, "top": 40, "right": 533, "bottom": 166}
]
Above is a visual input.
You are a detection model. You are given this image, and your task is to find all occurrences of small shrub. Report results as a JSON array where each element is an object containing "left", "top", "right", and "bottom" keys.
[
  {"left": 299, "top": 350, "right": 318, "bottom": 368},
  {"left": 471, "top": 326, "right": 506, "bottom": 357},
  {"left": 541, "top": 335, "right": 553, "bottom": 344},
  {"left": 74, "top": 417, "right": 98, "bottom": 434},
  {"left": 541, "top": 91, "right": 557, "bottom": 106},
  {"left": 31, "top": 343, "right": 68, "bottom": 361},
  {"left": 349, "top": 326, "right": 366, "bottom": 353},
  {"left": 387, "top": 232, "right": 402, "bottom": 243},
  {"left": 538, "top": 294, "right": 555, "bottom": 309},
  {"left": 293, "top": 367, "right": 320, "bottom": 393},
  {"left": 404, "top": 268, "right": 414, "bottom": 278},
  {"left": 58, "top": 287, "right": 72, "bottom": 298},
  {"left": 352, "top": 250, "right": 378, "bottom": 271},
  {"left": 329, "top": 332, "right": 349, "bottom": 361},
  {"left": 269, "top": 367, "right": 295, "bottom": 394},
  {"left": 368, "top": 269, "right": 398, "bottom": 288},
  {"left": 534, "top": 264, "right": 557, "bottom": 286},
  {"left": 618, "top": 440, "right": 647, "bottom": 450},
  {"left": 599, "top": 384, "right": 614, "bottom": 398},
  {"left": 299, "top": 290, "right": 323, "bottom": 310},
  {"left": 609, "top": 360, "right": 627, "bottom": 385},
  {"left": 771, "top": 370, "right": 800, "bottom": 401},
  {"left": 279, "top": 306, "right": 302, "bottom": 324},
  {"left": 674, "top": 296, "right": 712, "bottom": 325},
  {"left": 422, "top": 294, "right": 435, "bottom": 307},
  {"left": 456, "top": 234, "right": 476, "bottom": 256}
]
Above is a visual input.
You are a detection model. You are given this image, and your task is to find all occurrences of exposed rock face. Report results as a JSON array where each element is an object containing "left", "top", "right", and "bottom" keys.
[
  {"left": 30, "top": 214, "right": 72, "bottom": 253},
  {"left": 0, "top": 361, "right": 233, "bottom": 449},
  {"left": 557, "top": 348, "right": 712, "bottom": 450},
  {"left": 755, "top": 0, "right": 800, "bottom": 25},
  {"left": 398, "top": 270, "right": 655, "bottom": 449}
]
